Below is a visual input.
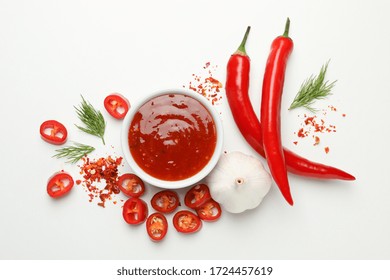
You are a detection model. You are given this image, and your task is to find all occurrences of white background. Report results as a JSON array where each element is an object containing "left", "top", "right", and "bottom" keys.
[{"left": 1, "top": 0, "right": 389, "bottom": 260}]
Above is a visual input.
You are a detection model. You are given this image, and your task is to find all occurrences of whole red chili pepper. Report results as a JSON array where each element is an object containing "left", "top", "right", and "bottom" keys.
[
  {"left": 261, "top": 18, "right": 294, "bottom": 205},
  {"left": 225, "top": 24, "right": 355, "bottom": 183}
]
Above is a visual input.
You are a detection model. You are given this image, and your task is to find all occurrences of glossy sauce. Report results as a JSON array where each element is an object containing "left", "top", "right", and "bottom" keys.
[{"left": 128, "top": 94, "right": 217, "bottom": 181}]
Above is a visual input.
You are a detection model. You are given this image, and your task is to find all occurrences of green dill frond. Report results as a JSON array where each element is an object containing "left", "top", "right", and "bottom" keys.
[
  {"left": 53, "top": 142, "right": 95, "bottom": 164},
  {"left": 74, "top": 95, "right": 106, "bottom": 144},
  {"left": 289, "top": 61, "right": 336, "bottom": 112}
]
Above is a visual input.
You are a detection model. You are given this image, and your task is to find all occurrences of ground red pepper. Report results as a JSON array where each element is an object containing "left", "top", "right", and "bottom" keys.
[
  {"left": 293, "top": 105, "right": 345, "bottom": 150},
  {"left": 77, "top": 155, "right": 123, "bottom": 207},
  {"left": 184, "top": 62, "right": 223, "bottom": 105}
]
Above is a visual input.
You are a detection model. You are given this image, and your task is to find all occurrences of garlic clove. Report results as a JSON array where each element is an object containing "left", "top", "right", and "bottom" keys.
[{"left": 206, "top": 151, "right": 272, "bottom": 213}]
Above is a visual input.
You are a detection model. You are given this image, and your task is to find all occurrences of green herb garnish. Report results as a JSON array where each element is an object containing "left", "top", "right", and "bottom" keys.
[
  {"left": 289, "top": 61, "right": 336, "bottom": 112},
  {"left": 53, "top": 142, "right": 95, "bottom": 163},
  {"left": 74, "top": 95, "right": 106, "bottom": 144}
]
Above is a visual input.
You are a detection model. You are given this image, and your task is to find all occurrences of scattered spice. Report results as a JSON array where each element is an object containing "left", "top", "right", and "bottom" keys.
[
  {"left": 77, "top": 155, "right": 123, "bottom": 207},
  {"left": 293, "top": 104, "right": 347, "bottom": 152},
  {"left": 183, "top": 62, "right": 223, "bottom": 105}
]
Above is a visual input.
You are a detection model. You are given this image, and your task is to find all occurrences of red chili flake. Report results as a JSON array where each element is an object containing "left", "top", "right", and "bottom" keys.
[
  {"left": 293, "top": 141, "right": 298, "bottom": 145},
  {"left": 77, "top": 155, "right": 123, "bottom": 208},
  {"left": 184, "top": 62, "right": 223, "bottom": 105},
  {"left": 297, "top": 128, "right": 309, "bottom": 138},
  {"left": 324, "top": 147, "right": 330, "bottom": 154},
  {"left": 293, "top": 103, "right": 348, "bottom": 146},
  {"left": 313, "top": 136, "right": 320, "bottom": 146}
]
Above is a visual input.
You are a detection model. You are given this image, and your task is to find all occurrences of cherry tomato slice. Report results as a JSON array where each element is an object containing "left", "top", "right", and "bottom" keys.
[
  {"left": 40, "top": 120, "right": 68, "bottom": 145},
  {"left": 118, "top": 173, "right": 145, "bottom": 197},
  {"left": 196, "top": 199, "right": 222, "bottom": 222},
  {"left": 122, "top": 197, "right": 148, "bottom": 225},
  {"left": 104, "top": 93, "right": 130, "bottom": 119},
  {"left": 47, "top": 171, "right": 74, "bottom": 198},
  {"left": 184, "top": 184, "right": 211, "bottom": 209},
  {"left": 146, "top": 212, "right": 168, "bottom": 242},
  {"left": 151, "top": 190, "right": 180, "bottom": 213},
  {"left": 173, "top": 210, "right": 202, "bottom": 234}
]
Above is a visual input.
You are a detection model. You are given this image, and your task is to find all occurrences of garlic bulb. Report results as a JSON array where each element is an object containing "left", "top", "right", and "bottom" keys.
[{"left": 206, "top": 151, "right": 272, "bottom": 213}]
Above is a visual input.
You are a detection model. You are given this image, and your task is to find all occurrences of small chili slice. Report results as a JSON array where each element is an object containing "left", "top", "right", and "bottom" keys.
[
  {"left": 104, "top": 93, "right": 130, "bottom": 119},
  {"left": 184, "top": 184, "right": 211, "bottom": 209},
  {"left": 146, "top": 212, "right": 168, "bottom": 242},
  {"left": 40, "top": 120, "right": 68, "bottom": 145},
  {"left": 122, "top": 197, "right": 148, "bottom": 225},
  {"left": 196, "top": 199, "right": 222, "bottom": 222},
  {"left": 173, "top": 210, "right": 202, "bottom": 234},
  {"left": 118, "top": 173, "right": 145, "bottom": 197},
  {"left": 151, "top": 190, "right": 180, "bottom": 213},
  {"left": 47, "top": 171, "right": 74, "bottom": 198}
]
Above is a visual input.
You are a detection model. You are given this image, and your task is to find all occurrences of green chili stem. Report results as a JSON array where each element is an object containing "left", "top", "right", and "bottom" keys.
[
  {"left": 283, "top": 17, "right": 291, "bottom": 37},
  {"left": 236, "top": 26, "right": 251, "bottom": 55}
]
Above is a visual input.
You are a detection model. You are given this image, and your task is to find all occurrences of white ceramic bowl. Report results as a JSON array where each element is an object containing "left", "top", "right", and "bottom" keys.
[{"left": 121, "top": 89, "right": 223, "bottom": 189}]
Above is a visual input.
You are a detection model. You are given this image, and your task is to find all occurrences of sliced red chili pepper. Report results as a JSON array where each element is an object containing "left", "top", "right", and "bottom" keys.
[
  {"left": 261, "top": 18, "right": 294, "bottom": 205},
  {"left": 47, "top": 171, "right": 74, "bottom": 198},
  {"left": 196, "top": 199, "right": 222, "bottom": 222},
  {"left": 122, "top": 197, "right": 148, "bottom": 225},
  {"left": 40, "top": 120, "right": 68, "bottom": 145},
  {"left": 146, "top": 212, "right": 168, "bottom": 242},
  {"left": 225, "top": 26, "right": 355, "bottom": 181},
  {"left": 118, "top": 173, "right": 145, "bottom": 197},
  {"left": 173, "top": 210, "right": 202, "bottom": 234},
  {"left": 104, "top": 93, "right": 130, "bottom": 119},
  {"left": 151, "top": 190, "right": 180, "bottom": 213},
  {"left": 184, "top": 184, "right": 211, "bottom": 209}
]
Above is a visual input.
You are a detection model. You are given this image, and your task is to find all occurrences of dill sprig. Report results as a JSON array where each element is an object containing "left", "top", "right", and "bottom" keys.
[
  {"left": 289, "top": 61, "right": 336, "bottom": 112},
  {"left": 74, "top": 95, "right": 106, "bottom": 144},
  {"left": 53, "top": 142, "right": 95, "bottom": 164}
]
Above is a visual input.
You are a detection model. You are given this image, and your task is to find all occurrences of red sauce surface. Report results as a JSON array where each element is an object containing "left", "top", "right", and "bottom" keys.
[{"left": 128, "top": 94, "right": 217, "bottom": 181}]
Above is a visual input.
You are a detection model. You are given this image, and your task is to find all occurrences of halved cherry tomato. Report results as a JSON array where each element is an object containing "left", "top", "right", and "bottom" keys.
[
  {"left": 151, "top": 190, "right": 180, "bottom": 213},
  {"left": 40, "top": 120, "right": 68, "bottom": 145},
  {"left": 104, "top": 93, "right": 130, "bottom": 119},
  {"left": 122, "top": 197, "right": 148, "bottom": 225},
  {"left": 173, "top": 210, "right": 202, "bottom": 234},
  {"left": 184, "top": 184, "right": 211, "bottom": 209},
  {"left": 118, "top": 173, "right": 145, "bottom": 197},
  {"left": 196, "top": 199, "right": 222, "bottom": 222},
  {"left": 47, "top": 171, "right": 74, "bottom": 198},
  {"left": 146, "top": 212, "right": 168, "bottom": 242}
]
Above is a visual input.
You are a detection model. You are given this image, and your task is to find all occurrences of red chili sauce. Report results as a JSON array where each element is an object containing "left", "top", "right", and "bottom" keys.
[{"left": 128, "top": 94, "right": 217, "bottom": 181}]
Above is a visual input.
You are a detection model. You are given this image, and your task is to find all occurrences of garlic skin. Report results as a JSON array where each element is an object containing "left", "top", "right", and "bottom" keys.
[{"left": 206, "top": 151, "right": 272, "bottom": 214}]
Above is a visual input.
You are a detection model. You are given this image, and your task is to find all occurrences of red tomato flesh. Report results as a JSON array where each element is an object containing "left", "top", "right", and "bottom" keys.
[
  {"left": 151, "top": 190, "right": 180, "bottom": 213},
  {"left": 47, "top": 171, "right": 74, "bottom": 198},
  {"left": 118, "top": 173, "right": 145, "bottom": 197},
  {"left": 104, "top": 93, "right": 130, "bottom": 119},
  {"left": 173, "top": 210, "right": 202, "bottom": 234},
  {"left": 146, "top": 212, "right": 168, "bottom": 242},
  {"left": 122, "top": 197, "right": 148, "bottom": 225},
  {"left": 40, "top": 120, "right": 68, "bottom": 145}
]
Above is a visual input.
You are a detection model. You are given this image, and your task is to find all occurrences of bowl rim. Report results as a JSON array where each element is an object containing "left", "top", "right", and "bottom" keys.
[{"left": 120, "top": 88, "right": 224, "bottom": 189}]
